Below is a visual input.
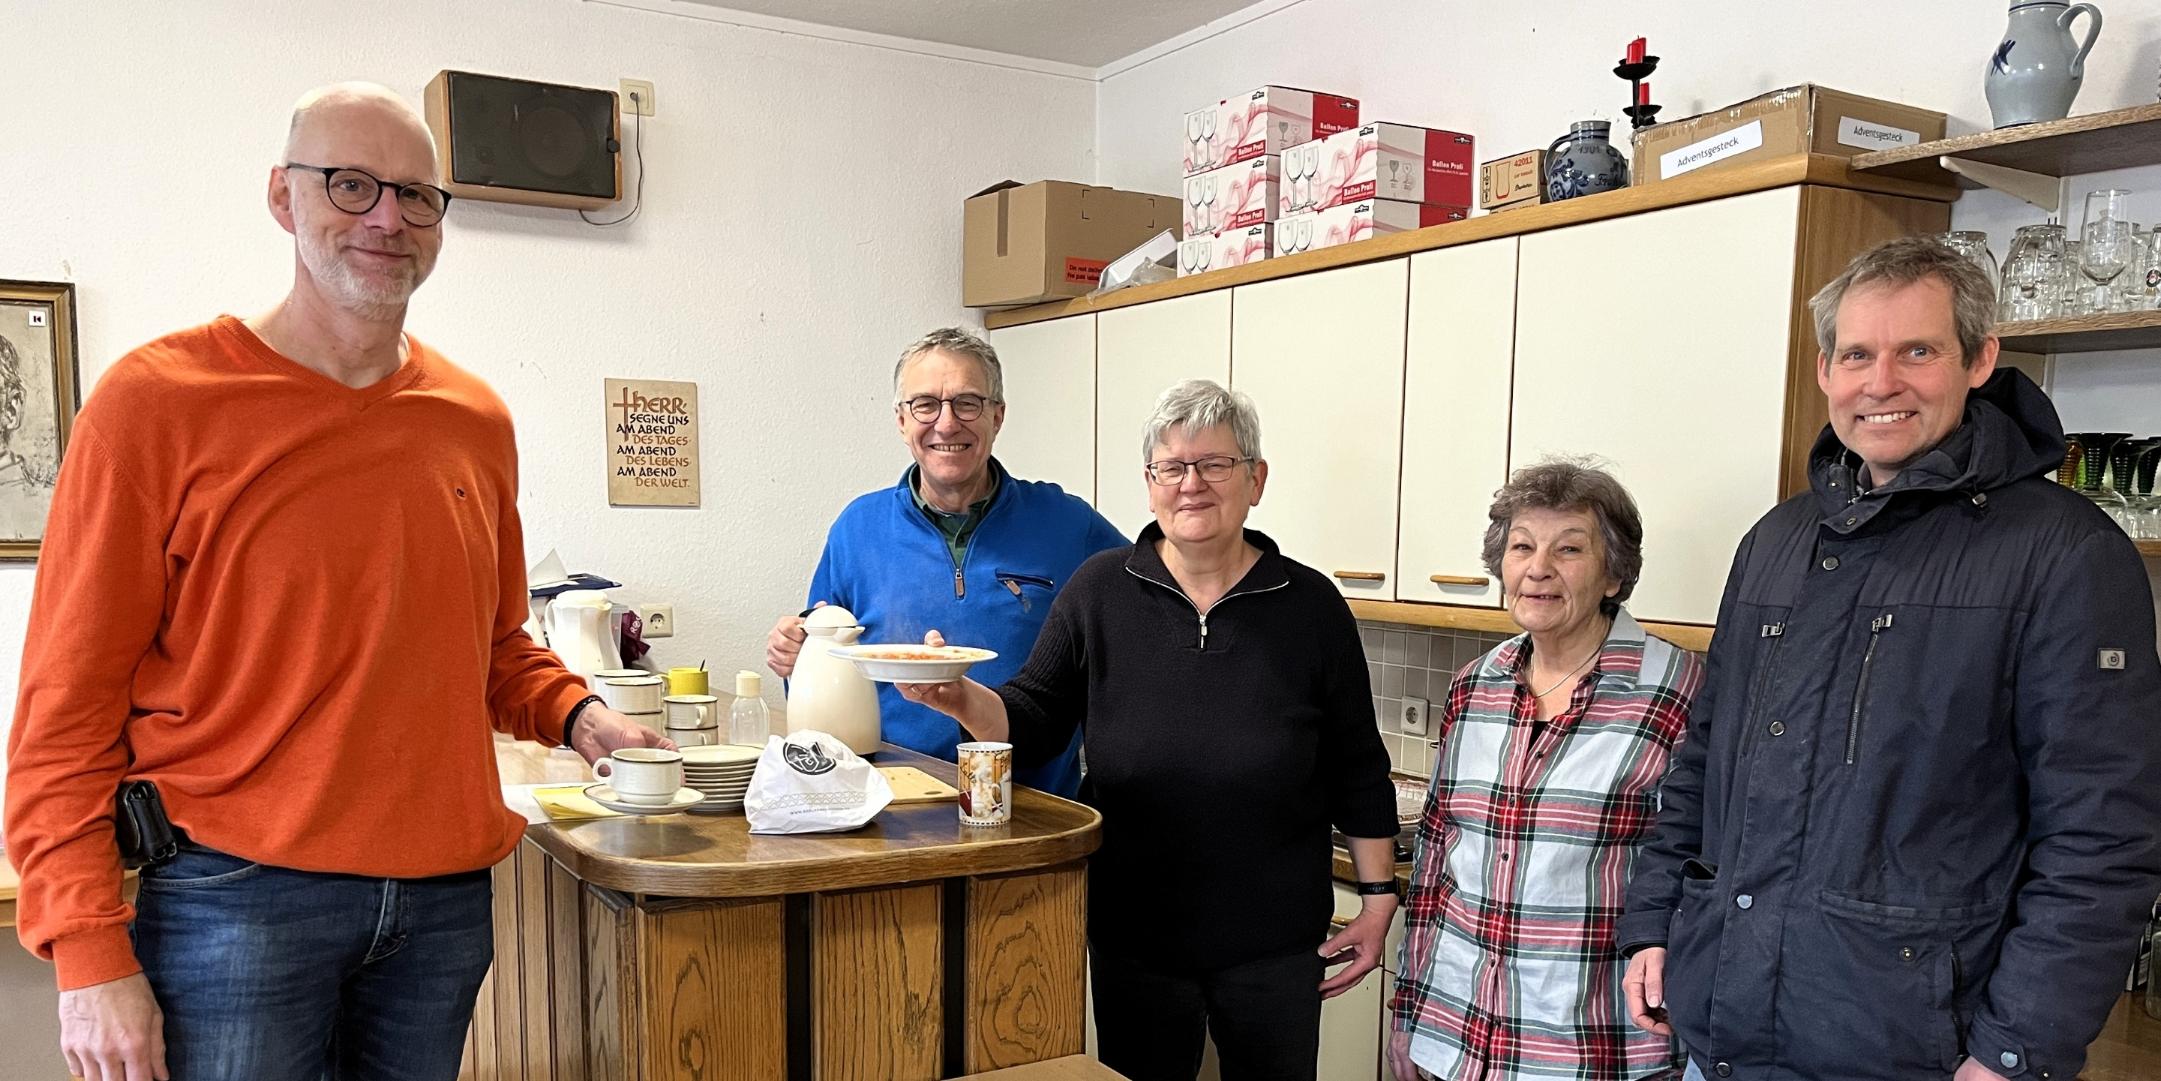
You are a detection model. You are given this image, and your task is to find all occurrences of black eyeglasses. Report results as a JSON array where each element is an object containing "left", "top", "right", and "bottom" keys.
[
  {"left": 1145, "top": 455, "right": 1254, "bottom": 485},
  {"left": 285, "top": 163, "right": 452, "bottom": 227},
  {"left": 899, "top": 394, "right": 998, "bottom": 422}
]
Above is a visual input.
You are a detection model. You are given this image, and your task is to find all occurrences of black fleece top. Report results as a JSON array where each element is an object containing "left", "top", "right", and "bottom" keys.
[{"left": 999, "top": 523, "right": 1398, "bottom": 972}]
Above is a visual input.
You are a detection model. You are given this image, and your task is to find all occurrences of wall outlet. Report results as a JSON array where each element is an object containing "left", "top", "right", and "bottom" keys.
[
  {"left": 1401, "top": 696, "right": 1430, "bottom": 738},
  {"left": 636, "top": 602, "right": 675, "bottom": 638},
  {"left": 619, "top": 79, "right": 656, "bottom": 117}
]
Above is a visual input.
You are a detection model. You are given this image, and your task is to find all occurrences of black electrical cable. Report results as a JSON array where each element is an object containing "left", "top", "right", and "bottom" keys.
[{"left": 580, "top": 92, "right": 645, "bottom": 227}]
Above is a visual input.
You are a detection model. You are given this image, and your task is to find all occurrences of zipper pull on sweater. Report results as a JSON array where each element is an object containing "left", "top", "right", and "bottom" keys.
[{"left": 954, "top": 566, "right": 966, "bottom": 599}]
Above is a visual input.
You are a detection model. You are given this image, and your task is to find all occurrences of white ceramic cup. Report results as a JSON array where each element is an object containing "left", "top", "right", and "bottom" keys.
[
  {"left": 600, "top": 675, "right": 665, "bottom": 714},
  {"left": 957, "top": 741, "right": 1013, "bottom": 827},
  {"left": 665, "top": 694, "right": 718, "bottom": 731},
  {"left": 594, "top": 747, "right": 683, "bottom": 804}
]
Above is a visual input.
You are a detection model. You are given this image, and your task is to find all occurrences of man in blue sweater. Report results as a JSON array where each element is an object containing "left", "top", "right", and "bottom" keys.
[{"left": 767, "top": 327, "right": 1125, "bottom": 797}]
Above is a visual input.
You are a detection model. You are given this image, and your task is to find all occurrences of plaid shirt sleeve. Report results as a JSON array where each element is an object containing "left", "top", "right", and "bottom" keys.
[{"left": 1391, "top": 660, "right": 1478, "bottom": 1026}]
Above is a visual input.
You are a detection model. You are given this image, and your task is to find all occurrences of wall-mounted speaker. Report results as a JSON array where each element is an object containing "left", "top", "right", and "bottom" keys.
[{"left": 424, "top": 70, "right": 621, "bottom": 211}]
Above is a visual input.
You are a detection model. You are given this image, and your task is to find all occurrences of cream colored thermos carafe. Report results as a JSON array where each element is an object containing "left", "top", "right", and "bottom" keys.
[{"left": 784, "top": 606, "right": 882, "bottom": 754}]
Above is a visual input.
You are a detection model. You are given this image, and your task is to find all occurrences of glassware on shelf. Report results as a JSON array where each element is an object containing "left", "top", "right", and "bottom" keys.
[
  {"left": 1940, "top": 231, "right": 2000, "bottom": 301},
  {"left": 2134, "top": 227, "right": 2161, "bottom": 312},
  {"left": 2000, "top": 223, "right": 2069, "bottom": 322},
  {"left": 2078, "top": 190, "right": 2137, "bottom": 316},
  {"left": 2062, "top": 238, "right": 2088, "bottom": 315}
]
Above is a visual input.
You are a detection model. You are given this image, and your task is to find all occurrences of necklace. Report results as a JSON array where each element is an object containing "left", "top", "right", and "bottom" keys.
[{"left": 1530, "top": 646, "right": 1598, "bottom": 698}]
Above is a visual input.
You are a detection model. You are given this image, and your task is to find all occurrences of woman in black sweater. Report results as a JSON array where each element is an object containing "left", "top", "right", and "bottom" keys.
[{"left": 902, "top": 379, "right": 1399, "bottom": 1081}]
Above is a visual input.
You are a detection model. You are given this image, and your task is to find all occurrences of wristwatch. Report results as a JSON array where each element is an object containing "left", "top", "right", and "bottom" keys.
[{"left": 1354, "top": 879, "right": 1399, "bottom": 897}]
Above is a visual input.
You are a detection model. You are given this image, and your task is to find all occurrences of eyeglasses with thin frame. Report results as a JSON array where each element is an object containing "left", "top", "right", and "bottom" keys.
[
  {"left": 1145, "top": 455, "right": 1254, "bottom": 486},
  {"left": 285, "top": 163, "right": 453, "bottom": 227},
  {"left": 899, "top": 394, "right": 998, "bottom": 422}
]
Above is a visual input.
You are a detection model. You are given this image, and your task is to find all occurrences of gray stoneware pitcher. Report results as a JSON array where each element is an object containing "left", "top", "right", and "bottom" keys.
[
  {"left": 1545, "top": 121, "right": 1629, "bottom": 202},
  {"left": 1986, "top": 0, "right": 2103, "bottom": 127}
]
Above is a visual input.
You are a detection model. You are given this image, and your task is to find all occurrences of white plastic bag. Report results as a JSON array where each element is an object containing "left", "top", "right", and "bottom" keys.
[{"left": 744, "top": 731, "right": 894, "bottom": 834}]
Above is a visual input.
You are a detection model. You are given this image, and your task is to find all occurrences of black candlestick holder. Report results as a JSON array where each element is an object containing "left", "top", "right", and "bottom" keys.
[{"left": 1615, "top": 56, "right": 1661, "bottom": 129}]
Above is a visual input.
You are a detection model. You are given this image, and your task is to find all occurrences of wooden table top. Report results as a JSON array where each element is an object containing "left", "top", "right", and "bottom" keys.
[{"left": 496, "top": 737, "right": 1101, "bottom": 897}]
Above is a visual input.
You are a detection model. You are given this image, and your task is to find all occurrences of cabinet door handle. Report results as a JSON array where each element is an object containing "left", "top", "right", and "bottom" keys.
[
  {"left": 1428, "top": 574, "right": 1490, "bottom": 587},
  {"left": 1333, "top": 571, "right": 1386, "bottom": 582}
]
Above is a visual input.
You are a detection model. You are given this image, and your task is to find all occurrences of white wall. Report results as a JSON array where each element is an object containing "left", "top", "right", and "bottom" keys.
[
  {"left": 0, "top": 0, "right": 1090, "bottom": 733},
  {"left": 1096, "top": 0, "right": 2161, "bottom": 198}
]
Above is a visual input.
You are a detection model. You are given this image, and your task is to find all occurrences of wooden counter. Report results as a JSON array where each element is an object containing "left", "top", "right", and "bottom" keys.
[{"left": 467, "top": 738, "right": 1101, "bottom": 1081}]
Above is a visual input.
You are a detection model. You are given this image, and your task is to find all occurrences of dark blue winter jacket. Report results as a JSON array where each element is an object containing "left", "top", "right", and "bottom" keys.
[{"left": 1619, "top": 369, "right": 2161, "bottom": 1081}]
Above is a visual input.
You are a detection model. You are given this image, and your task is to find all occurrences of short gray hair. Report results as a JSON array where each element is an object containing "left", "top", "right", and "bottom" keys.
[
  {"left": 1139, "top": 379, "right": 1262, "bottom": 462},
  {"left": 1808, "top": 235, "right": 1997, "bottom": 368},
  {"left": 1480, "top": 457, "right": 1643, "bottom": 616},
  {"left": 893, "top": 327, "right": 1004, "bottom": 403}
]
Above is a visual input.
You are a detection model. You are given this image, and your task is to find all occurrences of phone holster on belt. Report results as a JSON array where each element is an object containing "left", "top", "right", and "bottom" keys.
[{"left": 114, "top": 780, "right": 178, "bottom": 870}]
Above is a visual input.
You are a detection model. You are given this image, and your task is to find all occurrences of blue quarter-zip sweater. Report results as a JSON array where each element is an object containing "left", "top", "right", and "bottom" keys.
[{"left": 807, "top": 459, "right": 1125, "bottom": 796}]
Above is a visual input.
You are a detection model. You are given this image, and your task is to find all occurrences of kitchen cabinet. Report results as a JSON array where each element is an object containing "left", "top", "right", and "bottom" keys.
[
  {"left": 1509, "top": 188, "right": 1801, "bottom": 624},
  {"left": 986, "top": 315, "right": 1098, "bottom": 502},
  {"left": 1396, "top": 239, "right": 1520, "bottom": 607},
  {"left": 1230, "top": 259, "right": 1411, "bottom": 599},
  {"left": 985, "top": 162, "right": 1954, "bottom": 633},
  {"left": 1095, "top": 291, "right": 1234, "bottom": 539}
]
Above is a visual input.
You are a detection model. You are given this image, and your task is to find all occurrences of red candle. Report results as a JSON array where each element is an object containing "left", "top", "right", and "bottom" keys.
[
  {"left": 1638, "top": 81, "right": 1652, "bottom": 106},
  {"left": 1627, "top": 37, "right": 1646, "bottom": 63}
]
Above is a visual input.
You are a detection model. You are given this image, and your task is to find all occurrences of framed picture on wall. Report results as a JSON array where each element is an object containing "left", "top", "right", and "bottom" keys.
[{"left": 0, "top": 280, "right": 81, "bottom": 561}]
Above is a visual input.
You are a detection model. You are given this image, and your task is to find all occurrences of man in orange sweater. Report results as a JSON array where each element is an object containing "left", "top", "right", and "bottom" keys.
[{"left": 4, "top": 82, "right": 668, "bottom": 1081}]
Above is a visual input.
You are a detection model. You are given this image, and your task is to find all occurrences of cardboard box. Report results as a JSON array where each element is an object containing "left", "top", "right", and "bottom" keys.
[
  {"left": 1183, "top": 157, "right": 1280, "bottom": 237},
  {"left": 1280, "top": 123, "right": 1475, "bottom": 217},
  {"left": 963, "top": 180, "right": 1182, "bottom": 308},
  {"left": 1479, "top": 149, "right": 1548, "bottom": 211},
  {"left": 1208, "top": 86, "right": 1360, "bottom": 170},
  {"left": 1183, "top": 102, "right": 1225, "bottom": 177},
  {"left": 1630, "top": 84, "right": 1947, "bottom": 185},
  {"left": 1275, "top": 200, "right": 1466, "bottom": 256},
  {"left": 1178, "top": 224, "right": 1273, "bottom": 277}
]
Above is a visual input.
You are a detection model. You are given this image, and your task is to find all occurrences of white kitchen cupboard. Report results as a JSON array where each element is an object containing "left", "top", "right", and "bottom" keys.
[
  {"left": 1230, "top": 259, "right": 1411, "bottom": 599},
  {"left": 985, "top": 315, "right": 1098, "bottom": 502},
  {"left": 1095, "top": 291, "right": 1235, "bottom": 540},
  {"left": 986, "top": 165, "right": 1954, "bottom": 638},
  {"left": 1396, "top": 239, "right": 1521, "bottom": 607},
  {"left": 1509, "top": 188, "right": 1802, "bottom": 624}
]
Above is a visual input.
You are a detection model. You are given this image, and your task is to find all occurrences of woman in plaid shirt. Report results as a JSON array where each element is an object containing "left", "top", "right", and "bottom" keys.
[{"left": 1390, "top": 460, "right": 1703, "bottom": 1081}]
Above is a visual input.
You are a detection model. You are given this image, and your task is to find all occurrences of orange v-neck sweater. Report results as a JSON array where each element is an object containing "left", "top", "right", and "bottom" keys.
[{"left": 5, "top": 316, "right": 590, "bottom": 990}]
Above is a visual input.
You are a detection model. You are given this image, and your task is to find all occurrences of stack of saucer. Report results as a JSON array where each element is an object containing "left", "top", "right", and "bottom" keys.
[{"left": 681, "top": 744, "right": 760, "bottom": 814}]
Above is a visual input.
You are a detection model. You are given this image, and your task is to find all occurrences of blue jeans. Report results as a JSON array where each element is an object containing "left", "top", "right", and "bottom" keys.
[
  {"left": 1683, "top": 1059, "right": 1708, "bottom": 1081},
  {"left": 131, "top": 841, "right": 493, "bottom": 1081}
]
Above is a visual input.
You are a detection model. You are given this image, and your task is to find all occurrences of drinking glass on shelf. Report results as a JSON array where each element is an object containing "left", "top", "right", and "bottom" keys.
[
  {"left": 2078, "top": 189, "right": 2137, "bottom": 316},
  {"left": 1940, "top": 231, "right": 1999, "bottom": 300},
  {"left": 2133, "top": 227, "right": 2161, "bottom": 311},
  {"left": 2061, "top": 238, "right": 2089, "bottom": 315},
  {"left": 1999, "top": 223, "right": 2068, "bottom": 322}
]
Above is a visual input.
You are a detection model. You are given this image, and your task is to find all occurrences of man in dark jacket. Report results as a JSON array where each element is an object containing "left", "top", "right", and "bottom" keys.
[{"left": 1617, "top": 236, "right": 2161, "bottom": 1081}]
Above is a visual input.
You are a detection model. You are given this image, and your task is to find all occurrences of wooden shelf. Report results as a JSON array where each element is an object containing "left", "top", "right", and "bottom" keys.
[
  {"left": 2137, "top": 540, "right": 2161, "bottom": 558},
  {"left": 985, "top": 153, "right": 1954, "bottom": 330},
  {"left": 1851, "top": 102, "right": 2161, "bottom": 191},
  {"left": 1347, "top": 599, "right": 1714, "bottom": 652},
  {"left": 1999, "top": 310, "right": 2161, "bottom": 355}
]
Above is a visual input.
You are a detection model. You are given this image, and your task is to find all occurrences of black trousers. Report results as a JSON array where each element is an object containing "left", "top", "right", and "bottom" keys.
[{"left": 1092, "top": 944, "right": 1325, "bottom": 1081}]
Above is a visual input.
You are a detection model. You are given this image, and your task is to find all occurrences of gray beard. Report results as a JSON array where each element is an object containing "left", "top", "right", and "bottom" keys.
[{"left": 298, "top": 233, "right": 425, "bottom": 319}]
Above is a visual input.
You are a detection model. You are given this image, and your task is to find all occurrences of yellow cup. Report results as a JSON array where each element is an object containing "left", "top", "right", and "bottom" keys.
[{"left": 666, "top": 667, "right": 710, "bottom": 697}]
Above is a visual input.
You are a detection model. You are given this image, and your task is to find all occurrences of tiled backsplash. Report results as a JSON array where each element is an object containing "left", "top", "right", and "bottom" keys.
[{"left": 1357, "top": 619, "right": 1516, "bottom": 777}]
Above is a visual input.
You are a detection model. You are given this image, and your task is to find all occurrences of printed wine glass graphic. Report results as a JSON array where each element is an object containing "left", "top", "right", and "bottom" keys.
[
  {"left": 1282, "top": 149, "right": 1309, "bottom": 214},
  {"left": 1386, "top": 159, "right": 1404, "bottom": 195}
]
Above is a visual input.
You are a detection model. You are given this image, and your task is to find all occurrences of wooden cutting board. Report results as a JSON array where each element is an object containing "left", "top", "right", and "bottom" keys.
[{"left": 878, "top": 766, "right": 960, "bottom": 804}]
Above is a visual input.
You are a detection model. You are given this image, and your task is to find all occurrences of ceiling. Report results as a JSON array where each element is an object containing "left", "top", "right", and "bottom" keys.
[{"left": 668, "top": 0, "right": 1265, "bottom": 69}]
